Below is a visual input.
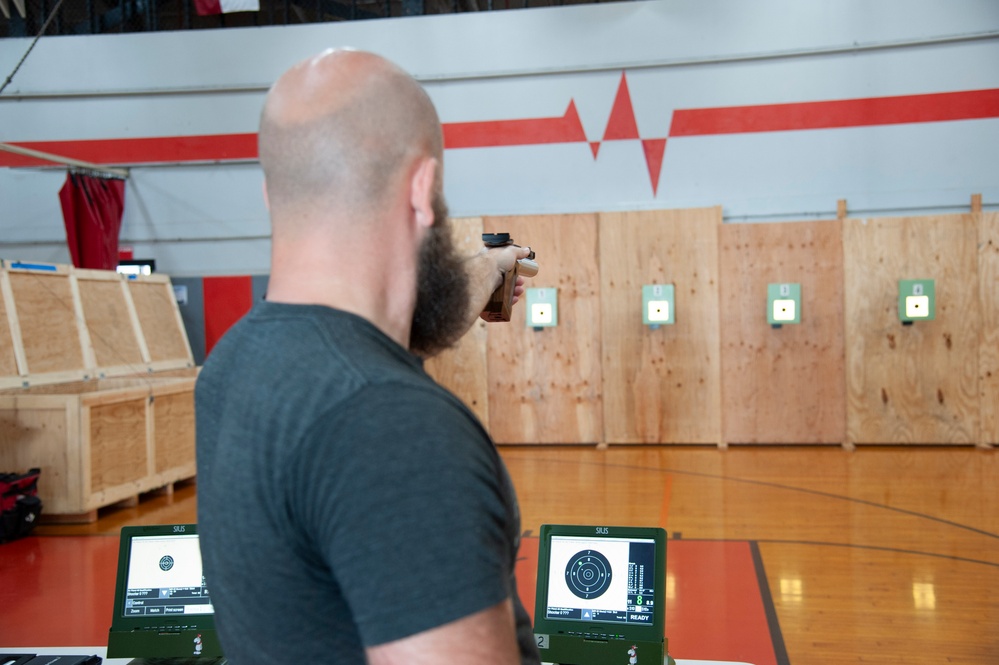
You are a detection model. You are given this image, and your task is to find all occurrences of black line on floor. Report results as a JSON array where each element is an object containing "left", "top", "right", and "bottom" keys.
[
  {"left": 513, "top": 455, "right": 999, "bottom": 541},
  {"left": 662, "top": 467, "right": 999, "bottom": 540},
  {"left": 751, "top": 538, "right": 999, "bottom": 568},
  {"left": 750, "top": 540, "right": 791, "bottom": 665}
]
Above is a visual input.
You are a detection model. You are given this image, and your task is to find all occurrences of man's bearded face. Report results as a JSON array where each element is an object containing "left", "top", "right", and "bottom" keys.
[{"left": 409, "top": 191, "right": 472, "bottom": 357}]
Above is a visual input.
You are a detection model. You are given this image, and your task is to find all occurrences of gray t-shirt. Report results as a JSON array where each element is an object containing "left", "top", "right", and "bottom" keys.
[{"left": 196, "top": 302, "right": 540, "bottom": 664}]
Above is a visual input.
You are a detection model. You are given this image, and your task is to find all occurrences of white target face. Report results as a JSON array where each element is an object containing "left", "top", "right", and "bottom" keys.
[
  {"left": 547, "top": 536, "right": 631, "bottom": 614},
  {"left": 565, "top": 550, "right": 613, "bottom": 599}
]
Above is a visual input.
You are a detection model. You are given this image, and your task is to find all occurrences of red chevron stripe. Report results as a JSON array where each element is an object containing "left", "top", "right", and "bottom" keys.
[{"left": 603, "top": 72, "right": 640, "bottom": 141}]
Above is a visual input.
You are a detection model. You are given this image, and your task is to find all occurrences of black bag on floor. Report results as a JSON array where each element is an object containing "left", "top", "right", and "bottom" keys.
[{"left": 1, "top": 468, "right": 43, "bottom": 543}]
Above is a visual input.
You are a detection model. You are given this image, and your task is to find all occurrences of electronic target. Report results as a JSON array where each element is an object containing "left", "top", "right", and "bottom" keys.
[{"left": 565, "top": 550, "right": 612, "bottom": 599}]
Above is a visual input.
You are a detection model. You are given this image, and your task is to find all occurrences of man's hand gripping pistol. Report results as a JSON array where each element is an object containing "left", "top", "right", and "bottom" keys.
[{"left": 480, "top": 233, "right": 539, "bottom": 322}]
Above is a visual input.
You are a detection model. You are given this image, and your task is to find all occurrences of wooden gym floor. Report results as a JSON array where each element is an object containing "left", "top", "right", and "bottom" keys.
[{"left": 1, "top": 445, "right": 997, "bottom": 664}]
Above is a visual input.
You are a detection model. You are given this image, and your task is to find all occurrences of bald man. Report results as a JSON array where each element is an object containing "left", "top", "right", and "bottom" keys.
[{"left": 195, "top": 49, "right": 541, "bottom": 665}]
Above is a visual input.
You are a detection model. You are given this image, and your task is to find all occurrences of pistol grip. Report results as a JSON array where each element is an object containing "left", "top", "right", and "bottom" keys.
[{"left": 482, "top": 263, "right": 518, "bottom": 322}]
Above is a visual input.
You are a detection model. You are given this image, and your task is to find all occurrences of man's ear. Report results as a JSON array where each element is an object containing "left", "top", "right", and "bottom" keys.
[{"left": 409, "top": 156, "right": 438, "bottom": 230}]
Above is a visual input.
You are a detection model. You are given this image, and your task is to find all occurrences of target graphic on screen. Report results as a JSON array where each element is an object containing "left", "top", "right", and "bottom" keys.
[{"left": 565, "top": 550, "right": 612, "bottom": 599}]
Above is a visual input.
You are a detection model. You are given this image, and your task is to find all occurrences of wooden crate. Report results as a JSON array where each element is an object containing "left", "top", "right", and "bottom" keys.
[{"left": 0, "top": 260, "right": 197, "bottom": 521}]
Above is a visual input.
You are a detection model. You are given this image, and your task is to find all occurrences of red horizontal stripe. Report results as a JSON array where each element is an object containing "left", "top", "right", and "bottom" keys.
[
  {"left": 2, "top": 88, "right": 997, "bottom": 169},
  {"left": 443, "top": 100, "right": 585, "bottom": 149},
  {"left": 669, "top": 88, "right": 999, "bottom": 137},
  {"left": 0, "top": 133, "right": 257, "bottom": 168}
]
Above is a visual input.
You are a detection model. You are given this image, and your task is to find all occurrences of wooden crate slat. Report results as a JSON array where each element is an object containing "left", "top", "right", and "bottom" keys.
[
  {"left": 154, "top": 390, "right": 196, "bottom": 475},
  {"left": 77, "top": 274, "right": 145, "bottom": 370},
  {"left": 0, "top": 270, "right": 22, "bottom": 378},
  {"left": 0, "top": 397, "right": 80, "bottom": 514},
  {"left": 9, "top": 271, "right": 86, "bottom": 376},
  {"left": 88, "top": 397, "right": 149, "bottom": 495},
  {"left": 128, "top": 279, "right": 194, "bottom": 365}
]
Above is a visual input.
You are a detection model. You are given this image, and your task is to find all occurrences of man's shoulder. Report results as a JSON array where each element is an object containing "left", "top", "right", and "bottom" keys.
[{"left": 206, "top": 301, "right": 418, "bottom": 382}]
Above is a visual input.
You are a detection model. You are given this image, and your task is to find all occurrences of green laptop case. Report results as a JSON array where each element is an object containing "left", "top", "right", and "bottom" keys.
[
  {"left": 107, "top": 524, "right": 225, "bottom": 661},
  {"left": 533, "top": 524, "right": 670, "bottom": 665}
]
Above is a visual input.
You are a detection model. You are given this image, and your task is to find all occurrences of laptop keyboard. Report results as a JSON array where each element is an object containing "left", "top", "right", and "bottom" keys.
[
  {"left": 564, "top": 631, "right": 627, "bottom": 640},
  {"left": 129, "top": 659, "right": 228, "bottom": 665},
  {"left": 135, "top": 625, "right": 201, "bottom": 633}
]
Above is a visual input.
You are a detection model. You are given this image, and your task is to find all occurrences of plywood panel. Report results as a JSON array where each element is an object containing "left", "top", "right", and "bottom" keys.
[
  {"left": 484, "top": 214, "right": 603, "bottom": 444},
  {"left": 9, "top": 272, "right": 85, "bottom": 375},
  {"left": 423, "top": 217, "right": 490, "bottom": 428},
  {"left": 0, "top": 401, "right": 78, "bottom": 513},
  {"left": 979, "top": 212, "right": 999, "bottom": 446},
  {"left": 599, "top": 207, "right": 722, "bottom": 444},
  {"left": 154, "top": 390, "right": 196, "bottom": 474},
  {"left": 719, "top": 220, "right": 846, "bottom": 444},
  {"left": 77, "top": 277, "right": 144, "bottom": 369},
  {"left": 844, "top": 215, "right": 979, "bottom": 444},
  {"left": 89, "top": 398, "right": 148, "bottom": 493},
  {"left": 129, "top": 280, "right": 192, "bottom": 363}
]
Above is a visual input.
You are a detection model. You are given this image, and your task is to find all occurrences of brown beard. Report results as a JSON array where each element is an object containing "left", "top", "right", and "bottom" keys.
[{"left": 408, "top": 192, "right": 472, "bottom": 358}]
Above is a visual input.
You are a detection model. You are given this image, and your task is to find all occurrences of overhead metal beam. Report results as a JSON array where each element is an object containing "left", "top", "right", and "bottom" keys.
[
  {"left": 0, "top": 142, "right": 129, "bottom": 178},
  {"left": 316, "top": 0, "right": 381, "bottom": 21},
  {"left": 401, "top": 0, "right": 423, "bottom": 16}
]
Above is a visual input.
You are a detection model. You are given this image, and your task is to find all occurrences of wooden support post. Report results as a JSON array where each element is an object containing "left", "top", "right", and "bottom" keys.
[
  {"left": 144, "top": 483, "right": 176, "bottom": 498},
  {"left": 42, "top": 509, "right": 99, "bottom": 524},
  {"left": 837, "top": 199, "right": 848, "bottom": 220},
  {"left": 971, "top": 193, "right": 982, "bottom": 213}
]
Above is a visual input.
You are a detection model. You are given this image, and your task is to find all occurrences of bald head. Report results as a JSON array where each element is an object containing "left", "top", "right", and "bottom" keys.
[{"left": 259, "top": 49, "right": 443, "bottom": 227}]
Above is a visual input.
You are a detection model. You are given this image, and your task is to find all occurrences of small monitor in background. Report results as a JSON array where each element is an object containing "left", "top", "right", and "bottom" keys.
[
  {"left": 117, "top": 259, "right": 156, "bottom": 276},
  {"left": 534, "top": 524, "right": 671, "bottom": 665},
  {"left": 107, "top": 524, "right": 227, "bottom": 664}
]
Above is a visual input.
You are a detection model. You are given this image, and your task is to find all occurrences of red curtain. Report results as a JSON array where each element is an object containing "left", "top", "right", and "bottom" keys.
[{"left": 59, "top": 172, "right": 126, "bottom": 271}]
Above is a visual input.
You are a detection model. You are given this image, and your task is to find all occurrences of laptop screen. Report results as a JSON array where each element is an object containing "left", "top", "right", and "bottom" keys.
[
  {"left": 122, "top": 533, "right": 214, "bottom": 618},
  {"left": 544, "top": 534, "right": 657, "bottom": 627}
]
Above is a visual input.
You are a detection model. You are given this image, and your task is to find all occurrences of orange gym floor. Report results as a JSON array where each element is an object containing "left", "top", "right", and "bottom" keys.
[{"left": 1, "top": 445, "right": 997, "bottom": 665}]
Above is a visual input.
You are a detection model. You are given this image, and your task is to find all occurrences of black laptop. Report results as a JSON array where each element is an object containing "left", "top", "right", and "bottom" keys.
[
  {"left": 533, "top": 524, "right": 673, "bottom": 665},
  {"left": 107, "top": 524, "right": 226, "bottom": 664}
]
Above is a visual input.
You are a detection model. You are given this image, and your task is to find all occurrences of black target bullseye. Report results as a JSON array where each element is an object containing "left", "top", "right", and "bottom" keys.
[{"left": 565, "top": 550, "right": 612, "bottom": 599}]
